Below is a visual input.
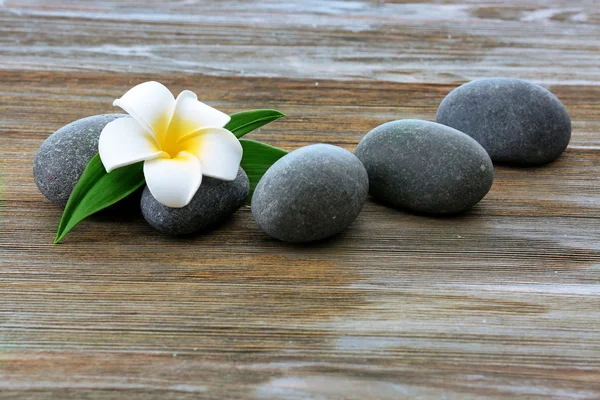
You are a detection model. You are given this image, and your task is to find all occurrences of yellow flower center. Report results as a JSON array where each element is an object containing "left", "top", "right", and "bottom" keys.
[
  {"left": 161, "top": 135, "right": 183, "bottom": 159},
  {"left": 157, "top": 116, "right": 200, "bottom": 159}
]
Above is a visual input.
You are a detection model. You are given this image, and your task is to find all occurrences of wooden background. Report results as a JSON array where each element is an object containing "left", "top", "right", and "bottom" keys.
[{"left": 1, "top": 1, "right": 599, "bottom": 399}]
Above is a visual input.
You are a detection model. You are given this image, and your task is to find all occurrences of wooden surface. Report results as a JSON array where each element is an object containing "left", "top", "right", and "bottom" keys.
[{"left": 1, "top": 1, "right": 599, "bottom": 399}]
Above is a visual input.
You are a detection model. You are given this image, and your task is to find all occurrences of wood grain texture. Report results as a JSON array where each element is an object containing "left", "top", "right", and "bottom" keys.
[{"left": 1, "top": 1, "right": 599, "bottom": 399}]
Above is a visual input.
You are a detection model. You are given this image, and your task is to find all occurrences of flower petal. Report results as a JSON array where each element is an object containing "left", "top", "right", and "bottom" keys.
[
  {"left": 113, "top": 81, "right": 175, "bottom": 142},
  {"left": 143, "top": 151, "right": 202, "bottom": 208},
  {"left": 168, "top": 90, "right": 231, "bottom": 141},
  {"left": 179, "top": 127, "right": 242, "bottom": 181},
  {"left": 98, "top": 118, "right": 165, "bottom": 173}
]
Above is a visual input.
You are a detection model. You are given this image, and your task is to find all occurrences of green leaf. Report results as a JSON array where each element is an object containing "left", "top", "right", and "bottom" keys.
[
  {"left": 54, "top": 155, "right": 145, "bottom": 244},
  {"left": 240, "top": 139, "right": 288, "bottom": 200},
  {"left": 225, "top": 109, "right": 285, "bottom": 138}
]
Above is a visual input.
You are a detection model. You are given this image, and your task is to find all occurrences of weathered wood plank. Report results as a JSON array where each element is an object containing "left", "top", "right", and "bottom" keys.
[
  {"left": 1, "top": 70, "right": 599, "bottom": 399},
  {"left": 1, "top": 1, "right": 599, "bottom": 399},
  {"left": 1, "top": 0, "right": 599, "bottom": 84}
]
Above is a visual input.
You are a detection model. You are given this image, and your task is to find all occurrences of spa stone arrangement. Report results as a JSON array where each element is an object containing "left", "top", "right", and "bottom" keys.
[{"left": 34, "top": 78, "right": 571, "bottom": 243}]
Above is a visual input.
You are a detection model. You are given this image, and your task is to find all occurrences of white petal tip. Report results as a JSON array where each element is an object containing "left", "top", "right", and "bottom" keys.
[
  {"left": 152, "top": 189, "right": 196, "bottom": 208},
  {"left": 143, "top": 154, "right": 202, "bottom": 210},
  {"left": 205, "top": 172, "right": 237, "bottom": 181},
  {"left": 177, "top": 90, "right": 198, "bottom": 101},
  {"left": 159, "top": 200, "right": 189, "bottom": 208}
]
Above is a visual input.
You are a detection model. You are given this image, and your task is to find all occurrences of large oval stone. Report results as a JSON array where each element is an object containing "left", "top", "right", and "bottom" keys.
[
  {"left": 436, "top": 78, "right": 571, "bottom": 165},
  {"left": 355, "top": 119, "right": 494, "bottom": 214},
  {"left": 33, "top": 114, "right": 126, "bottom": 207},
  {"left": 141, "top": 168, "right": 249, "bottom": 235},
  {"left": 251, "top": 144, "right": 369, "bottom": 243}
]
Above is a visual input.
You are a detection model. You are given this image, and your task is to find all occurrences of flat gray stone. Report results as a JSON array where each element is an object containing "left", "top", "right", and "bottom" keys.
[
  {"left": 33, "top": 114, "right": 126, "bottom": 207},
  {"left": 141, "top": 168, "right": 249, "bottom": 235},
  {"left": 355, "top": 119, "right": 494, "bottom": 214},
  {"left": 251, "top": 144, "right": 369, "bottom": 243},
  {"left": 436, "top": 77, "right": 571, "bottom": 165}
]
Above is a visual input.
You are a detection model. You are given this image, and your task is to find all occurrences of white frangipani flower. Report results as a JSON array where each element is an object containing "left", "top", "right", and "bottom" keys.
[{"left": 99, "top": 81, "right": 242, "bottom": 208}]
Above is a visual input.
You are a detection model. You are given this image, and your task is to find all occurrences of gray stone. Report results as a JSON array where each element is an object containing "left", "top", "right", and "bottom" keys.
[
  {"left": 436, "top": 77, "right": 571, "bottom": 165},
  {"left": 141, "top": 168, "right": 249, "bottom": 235},
  {"left": 251, "top": 144, "right": 369, "bottom": 243},
  {"left": 355, "top": 119, "right": 494, "bottom": 214},
  {"left": 33, "top": 114, "right": 126, "bottom": 207}
]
